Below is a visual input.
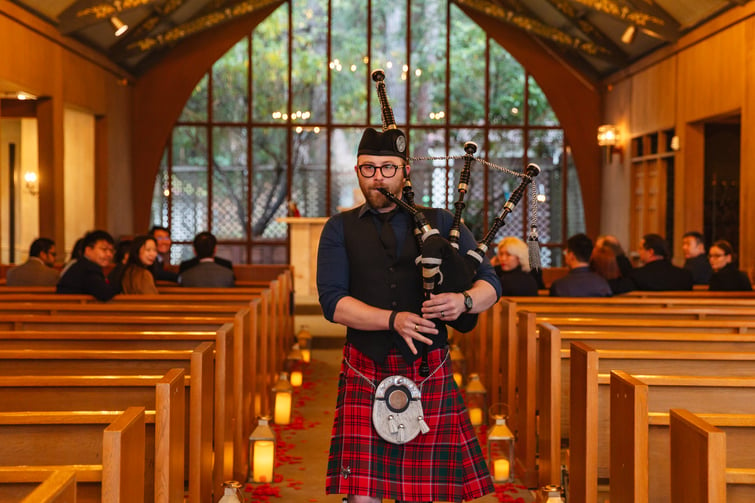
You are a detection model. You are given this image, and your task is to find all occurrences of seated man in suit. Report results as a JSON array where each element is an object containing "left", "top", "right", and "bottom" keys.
[
  {"left": 550, "top": 233, "right": 612, "bottom": 297},
  {"left": 629, "top": 233, "right": 694, "bottom": 291},
  {"left": 682, "top": 230, "right": 712, "bottom": 285},
  {"left": 178, "top": 232, "right": 235, "bottom": 288},
  {"left": 6, "top": 237, "right": 60, "bottom": 286},
  {"left": 56, "top": 230, "right": 119, "bottom": 301},
  {"left": 148, "top": 225, "right": 178, "bottom": 282}
]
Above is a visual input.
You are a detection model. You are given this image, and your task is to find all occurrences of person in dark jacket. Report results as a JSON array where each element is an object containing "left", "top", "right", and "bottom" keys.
[
  {"left": 148, "top": 225, "right": 178, "bottom": 282},
  {"left": 494, "top": 236, "right": 539, "bottom": 296},
  {"left": 708, "top": 240, "right": 752, "bottom": 291},
  {"left": 590, "top": 243, "right": 634, "bottom": 295},
  {"left": 682, "top": 231, "right": 712, "bottom": 285},
  {"left": 595, "top": 234, "right": 633, "bottom": 278},
  {"left": 628, "top": 233, "right": 693, "bottom": 291},
  {"left": 550, "top": 233, "right": 611, "bottom": 297},
  {"left": 56, "top": 230, "right": 118, "bottom": 301}
]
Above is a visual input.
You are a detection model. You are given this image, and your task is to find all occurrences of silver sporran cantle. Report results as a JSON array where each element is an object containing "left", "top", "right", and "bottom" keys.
[{"left": 372, "top": 375, "right": 430, "bottom": 445}]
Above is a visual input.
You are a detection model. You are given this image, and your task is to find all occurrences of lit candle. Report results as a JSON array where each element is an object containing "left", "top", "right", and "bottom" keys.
[
  {"left": 252, "top": 440, "right": 275, "bottom": 482},
  {"left": 453, "top": 372, "right": 462, "bottom": 387},
  {"left": 274, "top": 392, "right": 292, "bottom": 425},
  {"left": 301, "top": 348, "right": 311, "bottom": 363},
  {"left": 290, "top": 370, "right": 303, "bottom": 387},
  {"left": 469, "top": 407, "right": 483, "bottom": 426},
  {"left": 493, "top": 458, "right": 510, "bottom": 482}
]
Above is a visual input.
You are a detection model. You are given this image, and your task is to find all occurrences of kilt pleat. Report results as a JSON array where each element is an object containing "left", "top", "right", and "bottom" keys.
[{"left": 326, "top": 344, "right": 494, "bottom": 502}]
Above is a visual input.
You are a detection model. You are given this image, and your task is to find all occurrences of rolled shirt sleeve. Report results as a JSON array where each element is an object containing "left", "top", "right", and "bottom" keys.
[{"left": 316, "top": 214, "right": 349, "bottom": 321}]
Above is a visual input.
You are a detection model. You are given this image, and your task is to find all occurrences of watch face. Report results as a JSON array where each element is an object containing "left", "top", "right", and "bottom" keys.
[{"left": 464, "top": 293, "right": 473, "bottom": 310}]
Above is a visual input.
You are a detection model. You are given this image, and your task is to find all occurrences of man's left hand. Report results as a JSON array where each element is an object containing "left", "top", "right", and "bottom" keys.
[{"left": 421, "top": 292, "right": 465, "bottom": 321}]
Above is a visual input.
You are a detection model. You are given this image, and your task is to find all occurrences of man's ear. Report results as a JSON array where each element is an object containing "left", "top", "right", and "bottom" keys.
[{"left": 403, "top": 163, "right": 410, "bottom": 179}]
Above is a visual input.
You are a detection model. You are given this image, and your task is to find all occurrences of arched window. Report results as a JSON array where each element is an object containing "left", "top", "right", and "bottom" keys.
[{"left": 151, "top": 0, "right": 584, "bottom": 266}]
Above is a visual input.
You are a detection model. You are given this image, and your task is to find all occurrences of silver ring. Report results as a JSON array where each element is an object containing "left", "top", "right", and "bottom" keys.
[
  {"left": 441, "top": 311, "right": 445, "bottom": 318},
  {"left": 414, "top": 324, "right": 419, "bottom": 331}
]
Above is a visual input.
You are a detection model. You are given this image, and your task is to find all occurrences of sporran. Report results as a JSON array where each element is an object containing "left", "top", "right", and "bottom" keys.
[{"left": 372, "top": 375, "right": 430, "bottom": 444}]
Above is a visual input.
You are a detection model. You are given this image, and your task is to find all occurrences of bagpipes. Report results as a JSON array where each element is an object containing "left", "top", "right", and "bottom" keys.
[{"left": 370, "top": 69, "right": 541, "bottom": 375}]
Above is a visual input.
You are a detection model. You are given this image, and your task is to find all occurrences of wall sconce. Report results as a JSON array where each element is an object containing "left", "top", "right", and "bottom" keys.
[
  {"left": 597, "top": 124, "right": 622, "bottom": 163},
  {"left": 487, "top": 413, "right": 515, "bottom": 483},
  {"left": 248, "top": 416, "right": 275, "bottom": 483},
  {"left": 109, "top": 16, "right": 129, "bottom": 37},
  {"left": 464, "top": 373, "right": 487, "bottom": 427},
  {"left": 272, "top": 372, "right": 293, "bottom": 425},
  {"left": 24, "top": 171, "right": 38, "bottom": 196}
]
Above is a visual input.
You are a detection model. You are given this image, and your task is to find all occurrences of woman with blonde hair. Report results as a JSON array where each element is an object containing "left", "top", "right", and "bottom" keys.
[{"left": 494, "top": 236, "right": 539, "bottom": 296}]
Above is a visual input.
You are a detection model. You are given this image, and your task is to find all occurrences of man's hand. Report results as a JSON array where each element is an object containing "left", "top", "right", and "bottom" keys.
[
  {"left": 392, "top": 311, "right": 437, "bottom": 355},
  {"left": 420, "top": 292, "right": 465, "bottom": 322}
]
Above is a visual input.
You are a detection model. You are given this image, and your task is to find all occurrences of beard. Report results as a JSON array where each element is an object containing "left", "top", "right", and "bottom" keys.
[{"left": 360, "top": 179, "right": 403, "bottom": 210}]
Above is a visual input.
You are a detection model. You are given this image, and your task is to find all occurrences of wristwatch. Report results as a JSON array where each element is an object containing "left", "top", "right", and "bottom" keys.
[{"left": 462, "top": 291, "right": 473, "bottom": 312}]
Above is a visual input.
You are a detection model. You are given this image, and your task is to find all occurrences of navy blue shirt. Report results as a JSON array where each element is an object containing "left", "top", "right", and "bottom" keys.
[{"left": 317, "top": 204, "right": 502, "bottom": 321}]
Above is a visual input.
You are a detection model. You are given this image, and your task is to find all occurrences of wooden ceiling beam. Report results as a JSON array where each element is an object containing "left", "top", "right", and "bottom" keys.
[
  {"left": 59, "top": 0, "right": 163, "bottom": 35},
  {"left": 541, "top": 0, "right": 629, "bottom": 62},
  {"left": 109, "top": 0, "right": 189, "bottom": 61},
  {"left": 570, "top": 0, "right": 680, "bottom": 41},
  {"left": 456, "top": 0, "right": 616, "bottom": 61},
  {"left": 118, "top": 0, "right": 282, "bottom": 59}
]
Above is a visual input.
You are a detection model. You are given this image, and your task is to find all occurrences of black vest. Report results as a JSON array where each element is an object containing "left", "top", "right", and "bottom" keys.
[{"left": 342, "top": 206, "right": 448, "bottom": 363}]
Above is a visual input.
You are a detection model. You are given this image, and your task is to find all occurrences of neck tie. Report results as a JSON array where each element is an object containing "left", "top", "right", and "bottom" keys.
[{"left": 376, "top": 210, "right": 398, "bottom": 261}]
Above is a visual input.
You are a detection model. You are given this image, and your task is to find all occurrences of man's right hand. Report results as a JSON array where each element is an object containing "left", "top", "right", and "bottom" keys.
[{"left": 391, "top": 311, "right": 437, "bottom": 355}]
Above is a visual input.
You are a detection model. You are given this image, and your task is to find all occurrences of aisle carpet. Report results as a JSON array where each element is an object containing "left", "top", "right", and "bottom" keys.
[{"left": 241, "top": 348, "right": 535, "bottom": 503}]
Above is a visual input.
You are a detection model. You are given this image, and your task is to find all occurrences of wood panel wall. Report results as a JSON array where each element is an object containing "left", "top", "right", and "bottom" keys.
[
  {"left": 603, "top": 3, "right": 755, "bottom": 272},
  {"left": 0, "top": 0, "right": 132, "bottom": 253}
]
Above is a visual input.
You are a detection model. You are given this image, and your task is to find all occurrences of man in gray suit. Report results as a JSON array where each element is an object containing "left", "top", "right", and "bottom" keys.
[
  {"left": 7, "top": 237, "right": 60, "bottom": 286},
  {"left": 178, "top": 232, "right": 235, "bottom": 288}
]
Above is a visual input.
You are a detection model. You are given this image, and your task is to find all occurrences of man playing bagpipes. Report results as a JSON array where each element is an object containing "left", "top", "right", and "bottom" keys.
[{"left": 316, "top": 71, "right": 501, "bottom": 503}]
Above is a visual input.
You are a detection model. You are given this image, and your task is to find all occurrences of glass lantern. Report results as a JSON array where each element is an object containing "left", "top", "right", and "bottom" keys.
[
  {"left": 248, "top": 417, "right": 275, "bottom": 483},
  {"left": 449, "top": 344, "right": 466, "bottom": 388},
  {"left": 487, "top": 414, "right": 515, "bottom": 483},
  {"left": 286, "top": 345, "right": 304, "bottom": 387},
  {"left": 218, "top": 480, "right": 243, "bottom": 502},
  {"left": 296, "top": 326, "right": 312, "bottom": 363},
  {"left": 272, "top": 371, "right": 293, "bottom": 425},
  {"left": 465, "top": 373, "right": 487, "bottom": 427},
  {"left": 537, "top": 484, "right": 565, "bottom": 503}
]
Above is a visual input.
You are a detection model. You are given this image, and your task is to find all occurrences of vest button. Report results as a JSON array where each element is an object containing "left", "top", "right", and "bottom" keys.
[
  {"left": 391, "top": 301, "right": 398, "bottom": 308},
  {"left": 388, "top": 267, "right": 395, "bottom": 273},
  {"left": 390, "top": 283, "right": 397, "bottom": 289}
]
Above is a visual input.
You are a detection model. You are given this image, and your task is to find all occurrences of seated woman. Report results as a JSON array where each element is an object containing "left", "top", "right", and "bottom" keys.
[
  {"left": 708, "top": 240, "right": 752, "bottom": 291},
  {"left": 590, "top": 244, "right": 633, "bottom": 295},
  {"left": 120, "top": 235, "right": 159, "bottom": 294},
  {"left": 494, "top": 236, "right": 539, "bottom": 296}
]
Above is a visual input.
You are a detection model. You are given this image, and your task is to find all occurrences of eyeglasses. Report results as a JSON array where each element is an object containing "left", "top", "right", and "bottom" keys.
[
  {"left": 358, "top": 164, "right": 401, "bottom": 178},
  {"left": 708, "top": 253, "right": 725, "bottom": 258}
]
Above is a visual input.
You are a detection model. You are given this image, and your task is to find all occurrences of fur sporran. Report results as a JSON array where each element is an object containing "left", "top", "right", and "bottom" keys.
[{"left": 372, "top": 375, "right": 430, "bottom": 444}]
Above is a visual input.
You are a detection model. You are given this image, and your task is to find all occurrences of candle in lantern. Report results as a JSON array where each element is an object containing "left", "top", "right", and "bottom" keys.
[
  {"left": 468, "top": 407, "right": 483, "bottom": 426},
  {"left": 252, "top": 440, "right": 275, "bottom": 482},
  {"left": 493, "top": 458, "right": 510, "bottom": 482},
  {"left": 301, "top": 348, "right": 311, "bottom": 363},
  {"left": 453, "top": 372, "right": 462, "bottom": 387},
  {"left": 274, "top": 391, "right": 292, "bottom": 424},
  {"left": 290, "top": 369, "right": 303, "bottom": 387}
]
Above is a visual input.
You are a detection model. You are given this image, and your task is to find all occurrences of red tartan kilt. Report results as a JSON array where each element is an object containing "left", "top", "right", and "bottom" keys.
[{"left": 326, "top": 344, "right": 494, "bottom": 502}]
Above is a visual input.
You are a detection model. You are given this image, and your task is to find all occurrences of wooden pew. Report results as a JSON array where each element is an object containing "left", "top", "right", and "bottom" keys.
[
  {"left": 0, "top": 407, "right": 145, "bottom": 503},
  {"left": 669, "top": 409, "right": 755, "bottom": 503},
  {"left": 0, "top": 343, "right": 215, "bottom": 503},
  {"left": 0, "top": 370, "right": 185, "bottom": 503},
  {"left": 610, "top": 373, "right": 755, "bottom": 503},
  {"left": 20, "top": 470, "right": 76, "bottom": 503},
  {"left": 0, "top": 325, "right": 240, "bottom": 500}
]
